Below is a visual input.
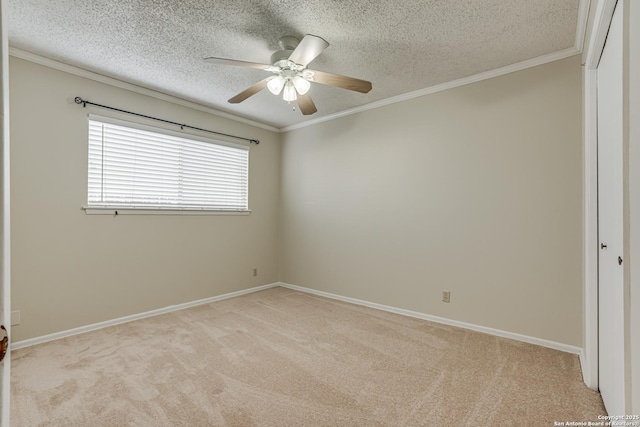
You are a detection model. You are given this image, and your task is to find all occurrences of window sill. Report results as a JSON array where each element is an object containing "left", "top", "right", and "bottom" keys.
[{"left": 83, "top": 206, "right": 251, "bottom": 216}]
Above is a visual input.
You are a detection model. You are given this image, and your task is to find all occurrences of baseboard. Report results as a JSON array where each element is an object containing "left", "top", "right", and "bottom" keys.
[
  {"left": 579, "top": 349, "right": 598, "bottom": 391},
  {"left": 278, "top": 282, "right": 582, "bottom": 355},
  {"left": 11, "top": 282, "right": 280, "bottom": 350},
  {"left": 13, "top": 281, "right": 583, "bottom": 357}
]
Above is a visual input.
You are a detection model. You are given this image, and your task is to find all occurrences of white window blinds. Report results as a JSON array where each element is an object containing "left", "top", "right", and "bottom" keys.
[{"left": 87, "top": 116, "right": 249, "bottom": 212}]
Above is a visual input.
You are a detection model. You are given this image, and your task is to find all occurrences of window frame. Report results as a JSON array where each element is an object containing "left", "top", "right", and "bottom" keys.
[{"left": 83, "top": 114, "right": 251, "bottom": 216}]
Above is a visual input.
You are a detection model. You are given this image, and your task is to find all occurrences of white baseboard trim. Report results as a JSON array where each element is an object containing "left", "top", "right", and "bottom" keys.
[
  {"left": 278, "top": 282, "right": 583, "bottom": 356},
  {"left": 13, "top": 282, "right": 584, "bottom": 358},
  {"left": 11, "top": 282, "right": 280, "bottom": 350},
  {"left": 578, "top": 350, "right": 594, "bottom": 389}
]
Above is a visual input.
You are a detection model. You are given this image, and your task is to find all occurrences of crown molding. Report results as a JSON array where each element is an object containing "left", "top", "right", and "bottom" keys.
[
  {"left": 9, "top": 48, "right": 280, "bottom": 133},
  {"left": 576, "top": 0, "right": 592, "bottom": 54},
  {"left": 11, "top": 38, "right": 583, "bottom": 135},
  {"left": 281, "top": 47, "right": 580, "bottom": 133}
]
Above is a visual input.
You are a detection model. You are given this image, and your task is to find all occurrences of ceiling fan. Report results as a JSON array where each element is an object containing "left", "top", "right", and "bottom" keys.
[{"left": 204, "top": 35, "right": 372, "bottom": 115}]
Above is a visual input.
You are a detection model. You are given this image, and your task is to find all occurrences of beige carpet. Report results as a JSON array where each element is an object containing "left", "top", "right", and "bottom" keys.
[{"left": 11, "top": 287, "right": 604, "bottom": 426}]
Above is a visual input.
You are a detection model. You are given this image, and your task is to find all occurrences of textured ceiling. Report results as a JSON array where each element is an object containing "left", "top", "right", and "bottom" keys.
[{"left": 8, "top": 0, "right": 581, "bottom": 129}]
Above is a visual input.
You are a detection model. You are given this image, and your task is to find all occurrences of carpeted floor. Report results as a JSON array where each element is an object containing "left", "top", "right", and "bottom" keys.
[{"left": 11, "top": 286, "right": 605, "bottom": 426}]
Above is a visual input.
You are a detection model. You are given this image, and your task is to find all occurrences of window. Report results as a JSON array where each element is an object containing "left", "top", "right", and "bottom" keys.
[{"left": 86, "top": 115, "right": 249, "bottom": 214}]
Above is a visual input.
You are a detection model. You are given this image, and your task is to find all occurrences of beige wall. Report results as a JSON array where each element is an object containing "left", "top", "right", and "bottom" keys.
[
  {"left": 10, "top": 57, "right": 281, "bottom": 342},
  {"left": 11, "top": 54, "right": 585, "bottom": 348},
  {"left": 280, "top": 56, "right": 584, "bottom": 346}
]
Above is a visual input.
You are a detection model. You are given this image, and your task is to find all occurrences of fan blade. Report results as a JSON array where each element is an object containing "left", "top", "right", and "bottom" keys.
[
  {"left": 308, "top": 70, "right": 372, "bottom": 93},
  {"left": 296, "top": 92, "right": 318, "bottom": 115},
  {"left": 288, "top": 34, "right": 329, "bottom": 67},
  {"left": 228, "top": 78, "right": 270, "bottom": 103},
  {"left": 204, "top": 57, "right": 272, "bottom": 70}
]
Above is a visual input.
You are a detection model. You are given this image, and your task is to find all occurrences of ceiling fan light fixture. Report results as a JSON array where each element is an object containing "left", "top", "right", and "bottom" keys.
[
  {"left": 282, "top": 81, "right": 297, "bottom": 102},
  {"left": 267, "top": 75, "right": 286, "bottom": 95},
  {"left": 207, "top": 34, "right": 372, "bottom": 115},
  {"left": 292, "top": 75, "right": 311, "bottom": 95}
]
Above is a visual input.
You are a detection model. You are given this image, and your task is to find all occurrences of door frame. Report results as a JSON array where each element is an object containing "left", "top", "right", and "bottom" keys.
[
  {"left": 582, "top": 0, "right": 619, "bottom": 390},
  {"left": 0, "top": 0, "right": 8, "bottom": 424}
]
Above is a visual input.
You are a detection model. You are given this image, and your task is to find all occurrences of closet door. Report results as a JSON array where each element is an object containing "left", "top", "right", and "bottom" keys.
[{"left": 597, "top": 0, "right": 626, "bottom": 416}]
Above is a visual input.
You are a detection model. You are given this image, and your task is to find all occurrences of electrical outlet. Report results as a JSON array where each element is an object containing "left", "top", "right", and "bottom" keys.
[
  {"left": 11, "top": 310, "right": 20, "bottom": 326},
  {"left": 252, "top": 268, "right": 258, "bottom": 277},
  {"left": 442, "top": 291, "right": 451, "bottom": 303}
]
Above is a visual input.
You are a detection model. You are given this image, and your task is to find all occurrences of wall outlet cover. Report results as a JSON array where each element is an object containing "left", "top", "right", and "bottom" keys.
[
  {"left": 442, "top": 291, "right": 451, "bottom": 303},
  {"left": 11, "top": 310, "right": 20, "bottom": 326}
]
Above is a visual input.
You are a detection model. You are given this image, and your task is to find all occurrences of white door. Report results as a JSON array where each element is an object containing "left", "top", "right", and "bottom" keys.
[
  {"left": 0, "top": 0, "right": 9, "bottom": 424},
  {"left": 597, "top": 0, "right": 626, "bottom": 416}
]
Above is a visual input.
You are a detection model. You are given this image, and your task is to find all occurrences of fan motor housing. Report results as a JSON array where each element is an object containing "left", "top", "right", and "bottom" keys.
[
  {"left": 270, "top": 49, "right": 294, "bottom": 67},
  {"left": 271, "top": 36, "right": 300, "bottom": 68},
  {"left": 278, "top": 35, "right": 299, "bottom": 50}
]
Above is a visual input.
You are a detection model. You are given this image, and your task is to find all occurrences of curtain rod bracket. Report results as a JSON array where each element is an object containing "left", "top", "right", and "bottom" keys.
[
  {"left": 73, "top": 96, "right": 259, "bottom": 144},
  {"left": 74, "top": 96, "right": 87, "bottom": 108}
]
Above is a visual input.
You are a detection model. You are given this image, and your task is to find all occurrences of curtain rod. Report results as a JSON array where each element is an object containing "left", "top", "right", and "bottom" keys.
[{"left": 74, "top": 97, "right": 259, "bottom": 144}]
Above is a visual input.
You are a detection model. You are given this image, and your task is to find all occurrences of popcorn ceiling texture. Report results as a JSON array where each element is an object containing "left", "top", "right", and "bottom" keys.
[{"left": 8, "top": 0, "right": 580, "bottom": 128}]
